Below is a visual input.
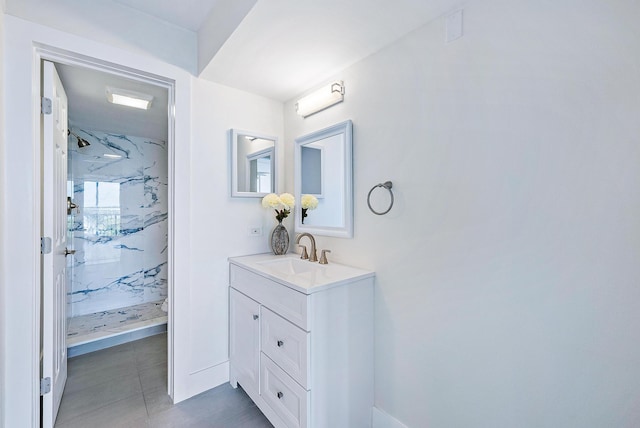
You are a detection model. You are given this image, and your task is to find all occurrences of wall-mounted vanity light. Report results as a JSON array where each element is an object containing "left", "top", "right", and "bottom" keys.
[
  {"left": 296, "top": 80, "right": 344, "bottom": 118},
  {"left": 106, "top": 86, "right": 154, "bottom": 110}
]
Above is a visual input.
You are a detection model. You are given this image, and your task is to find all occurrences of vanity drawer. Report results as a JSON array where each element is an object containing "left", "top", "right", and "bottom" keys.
[
  {"left": 261, "top": 307, "right": 309, "bottom": 389},
  {"left": 261, "top": 354, "right": 309, "bottom": 428},
  {"left": 230, "top": 264, "right": 309, "bottom": 330}
]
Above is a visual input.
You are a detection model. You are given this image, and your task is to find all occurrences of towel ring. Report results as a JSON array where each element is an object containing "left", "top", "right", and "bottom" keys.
[{"left": 367, "top": 181, "right": 394, "bottom": 215}]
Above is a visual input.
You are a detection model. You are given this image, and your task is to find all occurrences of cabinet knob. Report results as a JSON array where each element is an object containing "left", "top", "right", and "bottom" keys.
[
  {"left": 277, "top": 340, "right": 284, "bottom": 347},
  {"left": 277, "top": 391, "right": 283, "bottom": 399},
  {"left": 253, "top": 314, "right": 259, "bottom": 320}
]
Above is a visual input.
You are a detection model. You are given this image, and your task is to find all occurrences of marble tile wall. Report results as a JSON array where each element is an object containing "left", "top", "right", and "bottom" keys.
[{"left": 67, "top": 128, "right": 168, "bottom": 317}]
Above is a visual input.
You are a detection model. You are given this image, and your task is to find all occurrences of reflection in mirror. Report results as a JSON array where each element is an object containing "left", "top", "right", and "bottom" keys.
[
  {"left": 295, "top": 120, "right": 353, "bottom": 238},
  {"left": 230, "top": 130, "right": 277, "bottom": 197},
  {"left": 301, "top": 145, "right": 323, "bottom": 196},
  {"left": 246, "top": 147, "right": 273, "bottom": 193}
]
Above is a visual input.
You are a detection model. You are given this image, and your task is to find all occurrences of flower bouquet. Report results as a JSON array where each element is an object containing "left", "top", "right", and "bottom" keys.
[
  {"left": 300, "top": 194, "right": 318, "bottom": 224},
  {"left": 262, "top": 193, "right": 295, "bottom": 255}
]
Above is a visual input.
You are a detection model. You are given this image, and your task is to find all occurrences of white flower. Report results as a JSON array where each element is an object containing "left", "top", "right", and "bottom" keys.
[
  {"left": 262, "top": 193, "right": 295, "bottom": 222},
  {"left": 262, "top": 193, "right": 281, "bottom": 209},
  {"left": 279, "top": 193, "right": 295, "bottom": 210},
  {"left": 301, "top": 194, "right": 319, "bottom": 210}
]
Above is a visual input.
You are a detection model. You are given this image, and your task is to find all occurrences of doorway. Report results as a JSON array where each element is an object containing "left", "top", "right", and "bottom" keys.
[
  {"left": 57, "top": 63, "right": 169, "bottom": 357},
  {"left": 37, "top": 47, "right": 176, "bottom": 427}
]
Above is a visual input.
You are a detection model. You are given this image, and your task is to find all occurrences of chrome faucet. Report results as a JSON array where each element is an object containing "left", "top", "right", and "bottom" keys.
[{"left": 296, "top": 233, "right": 318, "bottom": 262}]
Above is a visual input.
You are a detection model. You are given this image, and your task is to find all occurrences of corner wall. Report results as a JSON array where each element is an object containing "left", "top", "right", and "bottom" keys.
[
  {"left": 183, "top": 77, "right": 284, "bottom": 398},
  {"left": 284, "top": 1, "right": 640, "bottom": 426},
  {"left": 0, "top": 3, "right": 7, "bottom": 425}
]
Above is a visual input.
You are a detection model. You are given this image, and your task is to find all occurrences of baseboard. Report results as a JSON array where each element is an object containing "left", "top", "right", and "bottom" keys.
[
  {"left": 372, "top": 407, "right": 409, "bottom": 428},
  {"left": 183, "top": 360, "right": 230, "bottom": 401}
]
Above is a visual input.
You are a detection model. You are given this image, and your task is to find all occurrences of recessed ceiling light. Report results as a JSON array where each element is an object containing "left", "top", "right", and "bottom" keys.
[{"left": 106, "top": 87, "right": 153, "bottom": 110}]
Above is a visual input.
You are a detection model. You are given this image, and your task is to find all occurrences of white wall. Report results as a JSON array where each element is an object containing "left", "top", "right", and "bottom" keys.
[
  {"left": 0, "top": 4, "right": 6, "bottom": 425},
  {"left": 0, "top": 16, "right": 283, "bottom": 426},
  {"left": 284, "top": 1, "right": 640, "bottom": 426},
  {"left": 185, "top": 78, "right": 284, "bottom": 398}
]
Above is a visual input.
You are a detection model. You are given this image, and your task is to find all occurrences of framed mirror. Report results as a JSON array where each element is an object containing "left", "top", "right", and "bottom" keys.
[
  {"left": 229, "top": 129, "right": 277, "bottom": 197},
  {"left": 294, "top": 120, "right": 353, "bottom": 238}
]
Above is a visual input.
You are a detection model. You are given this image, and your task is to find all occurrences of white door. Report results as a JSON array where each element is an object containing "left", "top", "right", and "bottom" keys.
[{"left": 42, "top": 60, "right": 69, "bottom": 428}]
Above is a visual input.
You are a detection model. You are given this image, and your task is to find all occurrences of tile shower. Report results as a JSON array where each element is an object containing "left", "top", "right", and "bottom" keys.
[{"left": 66, "top": 128, "right": 168, "bottom": 349}]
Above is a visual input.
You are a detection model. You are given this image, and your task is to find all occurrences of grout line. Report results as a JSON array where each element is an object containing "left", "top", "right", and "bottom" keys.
[
  {"left": 55, "top": 392, "right": 147, "bottom": 427},
  {"left": 137, "top": 363, "right": 152, "bottom": 420},
  {"left": 56, "top": 371, "right": 145, "bottom": 426}
]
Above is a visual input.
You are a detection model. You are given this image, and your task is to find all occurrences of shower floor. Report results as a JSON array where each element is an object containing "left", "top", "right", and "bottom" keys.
[{"left": 67, "top": 300, "right": 167, "bottom": 348}]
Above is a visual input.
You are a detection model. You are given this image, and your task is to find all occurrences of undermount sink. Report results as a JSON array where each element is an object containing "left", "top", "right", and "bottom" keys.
[
  {"left": 256, "top": 257, "right": 323, "bottom": 275},
  {"left": 229, "top": 253, "right": 374, "bottom": 293}
]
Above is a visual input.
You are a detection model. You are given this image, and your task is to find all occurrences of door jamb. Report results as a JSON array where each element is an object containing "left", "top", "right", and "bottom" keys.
[{"left": 33, "top": 44, "right": 176, "bottom": 425}]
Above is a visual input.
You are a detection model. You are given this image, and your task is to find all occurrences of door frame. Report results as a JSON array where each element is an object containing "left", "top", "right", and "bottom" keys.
[{"left": 33, "top": 44, "right": 176, "bottom": 423}]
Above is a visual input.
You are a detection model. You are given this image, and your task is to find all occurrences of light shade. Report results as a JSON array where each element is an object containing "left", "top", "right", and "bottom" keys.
[
  {"left": 106, "top": 87, "right": 154, "bottom": 110},
  {"left": 296, "top": 81, "right": 344, "bottom": 118}
]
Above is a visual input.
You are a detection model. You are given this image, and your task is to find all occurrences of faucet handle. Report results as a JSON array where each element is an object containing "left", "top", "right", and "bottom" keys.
[
  {"left": 319, "top": 249, "right": 331, "bottom": 265},
  {"left": 298, "top": 245, "right": 309, "bottom": 260}
]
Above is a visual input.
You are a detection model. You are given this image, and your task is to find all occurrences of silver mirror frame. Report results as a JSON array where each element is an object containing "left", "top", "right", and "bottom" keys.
[
  {"left": 229, "top": 129, "right": 278, "bottom": 198},
  {"left": 294, "top": 120, "right": 353, "bottom": 238}
]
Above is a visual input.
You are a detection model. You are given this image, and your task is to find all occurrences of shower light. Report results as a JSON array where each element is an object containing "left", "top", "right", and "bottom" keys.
[
  {"left": 296, "top": 80, "right": 344, "bottom": 118},
  {"left": 103, "top": 154, "right": 122, "bottom": 159},
  {"left": 106, "top": 87, "right": 153, "bottom": 110}
]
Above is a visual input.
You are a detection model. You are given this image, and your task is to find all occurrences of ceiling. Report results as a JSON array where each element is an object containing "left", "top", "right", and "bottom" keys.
[
  {"left": 200, "top": 0, "right": 461, "bottom": 101},
  {"left": 112, "top": 0, "right": 222, "bottom": 32},
  {"left": 22, "top": 0, "right": 461, "bottom": 137},
  {"left": 56, "top": 64, "right": 169, "bottom": 141}
]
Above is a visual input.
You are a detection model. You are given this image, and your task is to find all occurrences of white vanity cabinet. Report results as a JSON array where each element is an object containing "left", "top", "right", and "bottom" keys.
[{"left": 228, "top": 254, "right": 374, "bottom": 428}]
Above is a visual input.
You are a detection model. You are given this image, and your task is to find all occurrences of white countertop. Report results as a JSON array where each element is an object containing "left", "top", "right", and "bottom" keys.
[{"left": 228, "top": 253, "right": 375, "bottom": 294}]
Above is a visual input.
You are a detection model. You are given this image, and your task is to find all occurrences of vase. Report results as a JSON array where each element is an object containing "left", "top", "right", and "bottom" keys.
[{"left": 270, "top": 221, "right": 289, "bottom": 255}]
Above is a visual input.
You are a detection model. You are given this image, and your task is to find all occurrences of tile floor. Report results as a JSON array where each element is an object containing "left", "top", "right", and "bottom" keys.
[{"left": 55, "top": 333, "right": 273, "bottom": 428}]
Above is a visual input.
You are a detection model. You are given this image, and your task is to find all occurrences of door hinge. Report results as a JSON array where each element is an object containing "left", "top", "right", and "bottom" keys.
[
  {"left": 40, "top": 377, "right": 51, "bottom": 395},
  {"left": 41, "top": 237, "right": 52, "bottom": 254},
  {"left": 41, "top": 97, "right": 52, "bottom": 115}
]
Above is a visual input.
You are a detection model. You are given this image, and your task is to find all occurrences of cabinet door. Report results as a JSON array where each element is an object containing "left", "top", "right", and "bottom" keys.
[{"left": 230, "top": 288, "right": 261, "bottom": 399}]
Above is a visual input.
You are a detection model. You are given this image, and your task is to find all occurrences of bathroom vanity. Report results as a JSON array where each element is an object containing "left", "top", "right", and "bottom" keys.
[{"left": 228, "top": 253, "right": 374, "bottom": 428}]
